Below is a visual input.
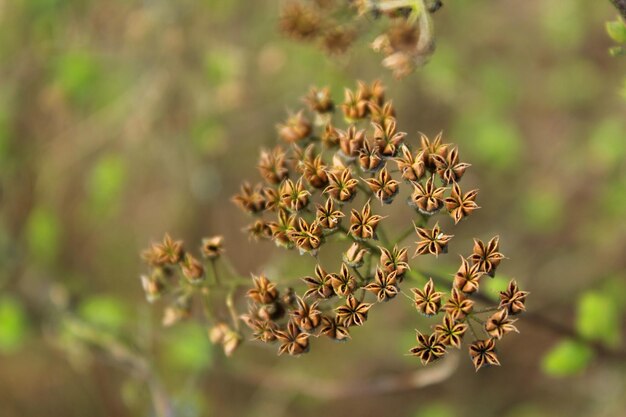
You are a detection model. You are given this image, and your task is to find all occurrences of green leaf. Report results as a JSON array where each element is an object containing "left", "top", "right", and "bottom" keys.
[
  {"left": 163, "top": 324, "right": 214, "bottom": 371},
  {"left": 606, "top": 18, "right": 626, "bottom": 44},
  {"left": 576, "top": 291, "right": 621, "bottom": 347},
  {"left": 25, "top": 206, "right": 61, "bottom": 265},
  {"left": 541, "top": 340, "right": 593, "bottom": 376},
  {"left": 78, "top": 296, "right": 128, "bottom": 332},
  {"left": 0, "top": 296, "right": 28, "bottom": 354},
  {"left": 522, "top": 187, "right": 564, "bottom": 232},
  {"left": 54, "top": 50, "right": 101, "bottom": 104}
]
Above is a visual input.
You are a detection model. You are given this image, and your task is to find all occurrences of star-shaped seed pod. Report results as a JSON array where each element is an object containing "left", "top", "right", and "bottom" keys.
[
  {"left": 395, "top": 144, "right": 426, "bottom": 182},
  {"left": 304, "top": 86, "right": 334, "bottom": 114},
  {"left": 431, "top": 146, "right": 471, "bottom": 185},
  {"left": 152, "top": 233, "right": 184, "bottom": 265},
  {"left": 181, "top": 253, "right": 204, "bottom": 284},
  {"left": 368, "top": 101, "right": 396, "bottom": 128},
  {"left": 268, "top": 209, "right": 297, "bottom": 249},
  {"left": 453, "top": 256, "right": 484, "bottom": 294},
  {"left": 245, "top": 220, "right": 272, "bottom": 241},
  {"left": 242, "top": 315, "right": 278, "bottom": 343},
  {"left": 201, "top": 235, "right": 225, "bottom": 259},
  {"left": 321, "top": 123, "right": 340, "bottom": 148},
  {"left": 470, "top": 236, "right": 505, "bottom": 277},
  {"left": 247, "top": 274, "right": 279, "bottom": 305},
  {"left": 365, "top": 268, "right": 399, "bottom": 302},
  {"left": 357, "top": 80, "right": 385, "bottom": 106},
  {"left": 349, "top": 200, "right": 384, "bottom": 240},
  {"left": 335, "top": 295, "right": 372, "bottom": 327},
  {"left": 258, "top": 146, "right": 289, "bottom": 185},
  {"left": 301, "top": 154, "right": 329, "bottom": 189},
  {"left": 445, "top": 182, "right": 479, "bottom": 224},
  {"left": 279, "top": 177, "right": 310, "bottom": 212},
  {"left": 363, "top": 167, "right": 400, "bottom": 204},
  {"left": 413, "top": 222, "right": 453, "bottom": 257},
  {"left": 358, "top": 139, "right": 384, "bottom": 173},
  {"left": 329, "top": 263, "right": 358, "bottom": 297},
  {"left": 372, "top": 119, "right": 406, "bottom": 157},
  {"left": 291, "top": 296, "right": 322, "bottom": 331},
  {"left": 444, "top": 288, "right": 474, "bottom": 320},
  {"left": 485, "top": 309, "right": 519, "bottom": 340},
  {"left": 277, "top": 110, "right": 312, "bottom": 144},
  {"left": 434, "top": 314, "right": 468, "bottom": 349},
  {"left": 341, "top": 88, "right": 369, "bottom": 121},
  {"left": 319, "top": 315, "right": 351, "bottom": 341},
  {"left": 411, "top": 278, "right": 444, "bottom": 316},
  {"left": 302, "top": 264, "right": 334, "bottom": 299},
  {"left": 379, "top": 245, "right": 410, "bottom": 280},
  {"left": 232, "top": 182, "right": 266, "bottom": 214},
  {"left": 262, "top": 186, "right": 282, "bottom": 212},
  {"left": 499, "top": 280, "right": 529, "bottom": 315},
  {"left": 287, "top": 218, "right": 323, "bottom": 255},
  {"left": 316, "top": 197, "right": 345, "bottom": 231},
  {"left": 275, "top": 320, "right": 310, "bottom": 356},
  {"left": 338, "top": 125, "right": 366, "bottom": 159},
  {"left": 324, "top": 167, "right": 359, "bottom": 203},
  {"left": 409, "top": 331, "right": 447, "bottom": 365},
  {"left": 469, "top": 339, "right": 501, "bottom": 371},
  {"left": 417, "top": 132, "right": 449, "bottom": 171},
  {"left": 343, "top": 242, "right": 369, "bottom": 268},
  {"left": 409, "top": 175, "right": 447, "bottom": 215}
]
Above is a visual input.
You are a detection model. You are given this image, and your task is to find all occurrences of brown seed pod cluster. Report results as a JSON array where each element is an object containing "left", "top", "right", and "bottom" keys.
[
  {"left": 140, "top": 234, "right": 245, "bottom": 357},
  {"left": 232, "top": 81, "right": 529, "bottom": 370},
  {"left": 278, "top": 0, "right": 440, "bottom": 78}
]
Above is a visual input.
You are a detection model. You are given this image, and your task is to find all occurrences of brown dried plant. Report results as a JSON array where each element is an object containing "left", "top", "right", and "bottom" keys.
[
  {"left": 278, "top": 0, "right": 442, "bottom": 78},
  {"left": 140, "top": 81, "right": 528, "bottom": 371}
]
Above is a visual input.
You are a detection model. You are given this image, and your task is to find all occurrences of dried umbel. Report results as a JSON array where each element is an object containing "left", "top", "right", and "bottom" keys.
[
  {"left": 229, "top": 81, "right": 529, "bottom": 370},
  {"left": 278, "top": 0, "right": 440, "bottom": 78}
]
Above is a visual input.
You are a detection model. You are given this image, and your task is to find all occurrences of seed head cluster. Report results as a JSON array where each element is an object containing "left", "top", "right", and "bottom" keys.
[
  {"left": 230, "top": 81, "right": 529, "bottom": 370},
  {"left": 278, "top": 0, "right": 441, "bottom": 78}
]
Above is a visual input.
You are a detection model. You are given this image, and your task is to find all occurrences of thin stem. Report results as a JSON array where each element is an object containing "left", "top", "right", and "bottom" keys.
[
  {"left": 226, "top": 289, "right": 241, "bottom": 331},
  {"left": 210, "top": 259, "right": 220, "bottom": 286}
]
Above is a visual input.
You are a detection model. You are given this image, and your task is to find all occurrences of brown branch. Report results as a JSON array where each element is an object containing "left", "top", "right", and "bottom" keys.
[{"left": 611, "top": 0, "right": 626, "bottom": 20}]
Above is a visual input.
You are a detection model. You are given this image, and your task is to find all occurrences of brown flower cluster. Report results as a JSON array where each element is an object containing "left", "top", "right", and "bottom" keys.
[
  {"left": 231, "top": 81, "right": 529, "bottom": 369},
  {"left": 278, "top": 0, "right": 441, "bottom": 78},
  {"left": 140, "top": 234, "right": 245, "bottom": 357}
]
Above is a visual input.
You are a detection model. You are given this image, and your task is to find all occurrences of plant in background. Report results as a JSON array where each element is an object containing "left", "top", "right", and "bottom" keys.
[
  {"left": 141, "top": 81, "right": 529, "bottom": 371},
  {"left": 278, "top": 0, "right": 442, "bottom": 77}
]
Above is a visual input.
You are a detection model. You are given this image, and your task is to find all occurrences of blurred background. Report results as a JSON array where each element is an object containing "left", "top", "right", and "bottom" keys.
[{"left": 1, "top": 0, "right": 625, "bottom": 416}]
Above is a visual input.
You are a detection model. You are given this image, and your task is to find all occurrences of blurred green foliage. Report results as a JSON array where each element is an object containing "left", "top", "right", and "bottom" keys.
[
  {"left": 25, "top": 206, "right": 61, "bottom": 266},
  {"left": 541, "top": 340, "right": 594, "bottom": 377},
  {"left": 0, "top": 296, "right": 28, "bottom": 354}
]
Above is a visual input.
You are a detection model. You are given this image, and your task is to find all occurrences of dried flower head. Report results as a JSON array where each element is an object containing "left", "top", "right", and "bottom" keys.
[
  {"left": 291, "top": 296, "right": 322, "bottom": 331},
  {"left": 279, "top": 1, "right": 321, "bottom": 41},
  {"left": 444, "top": 288, "right": 474, "bottom": 320},
  {"left": 412, "top": 278, "right": 444, "bottom": 316},
  {"left": 247, "top": 274, "right": 279, "bottom": 305},
  {"left": 434, "top": 315, "right": 468, "bottom": 349},
  {"left": 275, "top": 320, "right": 310, "bottom": 356},
  {"left": 413, "top": 222, "right": 453, "bottom": 257},
  {"left": 470, "top": 236, "right": 505, "bottom": 277},
  {"left": 395, "top": 145, "right": 426, "bottom": 182},
  {"left": 410, "top": 331, "right": 446, "bottom": 365},
  {"left": 499, "top": 280, "right": 529, "bottom": 315},
  {"left": 335, "top": 295, "right": 372, "bottom": 327},
  {"left": 349, "top": 200, "right": 384, "bottom": 240},
  {"left": 445, "top": 183, "right": 479, "bottom": 224},
  {"left": 453, "top": 256, "right": 484, "bottom": 294},
  {"left": 365, "top": 268, "right": 399, "bottom": 302},
  {"left": 343, "top": 242, "right": 368, "bottom": 268},
  {"left": 201, "top": 236, "right": 225, "bottom": 259},
  {"left": 152, "top": 233, "right": 184, "bottom": 265},
  {"left": 320, "top": 315, "right": 351, "bottom": 341},
  {"left": 302, "top": 264, "right": 334, "bottom": 299},
  {"left": 469, "top": 339, "right": 500, "bottom": 371},
  {"left": 277, "top": 111, "right": 313, "bottom": 143},
  {"left": 485, "top": 309, "right": 519, "bottom": 340},
  {"left": 379, "top": 245, "right": 410, "bottom": 279},
  {"left": 330, "top": 263, "right": 357, "bottom": 297},
  {"left": 316, "top": 197, "right": 344, "bottom": 230},
  {"left": 363, "top": 167, "right": 400, "bottom": 204},
  {"left": 258, "top": 147, "right": 289, "bottom": 184},
  {"left": 432, "top": 146, "right": 470, "bottom": 185},
  {"left": 410, "top": 175, "right": 447, "bottom": 215}
]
